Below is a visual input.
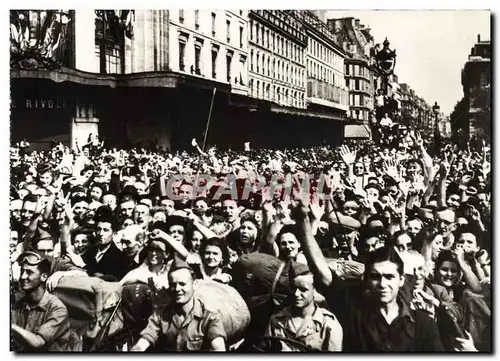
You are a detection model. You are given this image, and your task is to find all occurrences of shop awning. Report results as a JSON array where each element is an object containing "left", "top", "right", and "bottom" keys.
[{"left": 344, "top": 123, "right": 372, "bottom": 138}]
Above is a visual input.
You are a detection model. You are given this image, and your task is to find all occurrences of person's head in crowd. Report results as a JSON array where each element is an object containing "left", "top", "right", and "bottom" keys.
[
  {"left": 445, "top": 194, "right": 460, "bottom": 211},
  {"left": 94, "top": 209, "right": 118, "bottom": 250},
  {"left": 406, "top": 159, "right": 423, "bottom": 178},
  {"left": 36, "top": 163, "right": 53, "bottom": 188},
  {"left": 10, "top": 199, "right": 23, "bottom": 223},
  {"left": 21, "top": 194, "right": 38, "bottom": 228},
  {"left": 338, "top": 162, "right": 347, "bottom": 175},
  {"left": 120, "top": 224, "right": 146, "bottom": 260},
  {"left": 70, "top": 185, "right": 87, "bottom": 199},
  {"left": 363, "top": 246, "right": 405, "bottom": 305},
  {"left": 408, "top": 250, "right": 428, "bottom": 290},
  {"left": 289, "top": 262, "right": 315, "bottom": 311},
  {"left": 420, "top": 228, "right": 444, "bottom": 262},
  {"left": 435, "top": 208, "right": 457, "bottom": 239},
  {"left": 238, "top": 216, "right": 260, "bottom": 247},
  {"left": 391, "top": 230, "right": 413, "bottom": 253},
  {"left": 89, "top": 184, "right": 105, "bottom": 202},
  {"left": 165, "top": 215, "right": 187, "bottom": 244},
  {"left": 152, "top": 209, "right": 167, "bottom": 223},
  {"left": 193, "top": 197, "right": 209, "bottom": 217},
  {"left": 133, "top": 203, "right": 151, "bottom": 231},
  {"left": 476, "top": 192, "right": 489, "bottom": 213},
  {"left": 277, "top": 225, "right": 301, "bottom": 260},
  {"left": 341, "top": 199, "right": 360, "bottom": 218},
  {"left": 456, "top": 216, "right": 468, "bottom": 227},
  {"left": 221, "top": 197, "right": 240, "bottom": 223},
  {"left": 121, "top": 217, "right": 134, "bottom": 229},
  {"left": 366, "top": 214, "right": 388, "bottom": 232},
  {"left": 18, "top": 251, "right": 52, "bottom": 293},
  {"left": 159, "top": 197, "right": 176, "bottom": 216},
  {"left": 254, "top": 210, "right": 263, "bottom": 226},
  {"left": 353, "top": 162, "right": 365, "bottom": 176},
  {"left": 168, "top": 258, "right": 195, "bottom": 306},
  {"left": 186, "top": 228, "right": 204, "bottom": 253},
  {"left": 178, "top": 183, "right": 194, "bottom": 205},
  {"left": 17, "top": 188, "right": 30, "bottom": 201},
  {"left": 134, "top": 181, "right": 148, "bottom": 196},
  {"left": 10, "top": 228, "right": 20, "bottom": 256},
  {"left": 364, "top": 183, "right": 380, "bottom": 202},
  {"left": 406, "top": 217, "right": 423, "bottom": 240},
  {"left": 200, "top": 237, "right": 229, "bottom": 272},
  {"left": 359, "top": 228, "right": 385, "bottom": 256},
  {"left": 377, "top": 191, "right": 392, "bottom": 209},
  {"left": 71, "top": 227, "right": 93, "bottom": 255},
  {"left": 34, "top": 233, "right": 55, "bottom": 258},
  {"left": 102, "top": 193, "right": 117, "bottom": 211},
  {"left": 119, "top": 195, "right": 136, "bottom": 220},
  {"left": 81, "top": 164, "right": 94, "bottom": 179},
  {"left": 454, "top": 224, "right": 480, "bottom": 254},
  {"left": 433, "top": 250, "right": 462, "bottom": 290},
  {"left": 71, "top": 195, "right": 89, "bottom": 223}
]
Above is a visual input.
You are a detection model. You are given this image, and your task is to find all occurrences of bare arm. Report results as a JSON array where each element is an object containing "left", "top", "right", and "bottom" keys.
[
  {"left": 293, "top": 201, "right": 332, "bottom": 288},
  {"left": 130, "top": 338, "right": 150, "bottom": 352},
  {"left": 11, "top": 324, "right": 45, "bottom": 349},
  {"left": 210, "top": 337, "right": 226, "bottom": 351}
]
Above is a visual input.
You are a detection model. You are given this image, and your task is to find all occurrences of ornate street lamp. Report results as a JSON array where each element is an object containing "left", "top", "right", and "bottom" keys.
[
  {"left": 374, "top": 38, "right": 397, "bottom": 95},
  {"left": 10, "top": 10, "right": 72, "bottom": 70}
]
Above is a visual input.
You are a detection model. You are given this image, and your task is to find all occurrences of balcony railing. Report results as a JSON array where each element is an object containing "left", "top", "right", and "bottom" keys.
[{"left": 307, "top": 78, "right": 348, "bottom": 106}]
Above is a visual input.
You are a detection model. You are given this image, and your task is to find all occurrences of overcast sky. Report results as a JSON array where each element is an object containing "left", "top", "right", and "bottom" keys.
[{"left": 326, "top": 10, "right": 491, "bottom": 115}]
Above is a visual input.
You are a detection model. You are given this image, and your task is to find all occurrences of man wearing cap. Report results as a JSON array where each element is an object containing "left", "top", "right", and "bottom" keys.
[
  {"left": 130, "top": 258, "right": 227, "bottom": 351},
  {"left": 11, "top": 252, "right": 81, "bottom": 351},
  {"left": 265, "top": 262, "right": 343, "bottom": 351}
]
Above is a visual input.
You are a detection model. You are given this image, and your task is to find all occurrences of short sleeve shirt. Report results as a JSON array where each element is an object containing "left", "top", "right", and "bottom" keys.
[
  {"left": 140, "top": 297, "right": 227, "bottom": 351},
  {"left": 266, "top": 305, "right": 343, "bottom": 351},
  {"left": 12, "top": 291, "right": 77, "bottom": 352}
]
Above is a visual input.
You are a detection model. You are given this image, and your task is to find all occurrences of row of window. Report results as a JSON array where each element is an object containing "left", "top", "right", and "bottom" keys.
[
  {"left": 307, "top": 59, "right": 343, "bottom": 87},
  {"left": 178, "top": 36, "right": 246, "bottom": 84},
  {"left": 249, "top": 49, "right": 305, "bottom": 88},
  {"left": 249, "top": 79, "right": 306, "bottom": 108},
  {"left": 347, "top": 78, "right": 371, "bottom": 93},
  {"left": 349, "top": 93, "right": 371, "bottom": 108},
  {"left": 249, "top": 20, "right": 305, "bottom": 63},
  {"left": 308, "top": 37, "right": 342, "bottom": 70},
  {"left": 307, "top": 78, "right": 347, "bottom": 105},
  {"left": 345, "top": 63, "right": 370, "bottom": 78},
  {"left": 252, "top": 10, "right": 305, "bottom": 43},
  {"left": 349, "top": 108, "right": 369, "bottom": 121},
  {"left": 177, "top": 10, "right": 245, "bottom": 49}
]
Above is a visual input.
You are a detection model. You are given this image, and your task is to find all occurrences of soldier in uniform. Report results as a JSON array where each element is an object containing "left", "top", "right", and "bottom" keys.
[
  {"left": 265, "top": 262, "right": 343, "bottom": 351},
  {"left": 130, "top": 257, "right": 227, "bottom": 352}
]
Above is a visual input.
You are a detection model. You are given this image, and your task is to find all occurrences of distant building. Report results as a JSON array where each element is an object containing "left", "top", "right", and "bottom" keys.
[
  {"left": 290, "top": 10, "right": 349, "bottom": 119},
  {"left": 461, "top": 34, "right": 491, "bottom": 140},
  {"left": 247, "top": 10, "right": 307, "bottom": 108},
  {"left": 327, "top": 17, "right": 375, "bottom": 124}
]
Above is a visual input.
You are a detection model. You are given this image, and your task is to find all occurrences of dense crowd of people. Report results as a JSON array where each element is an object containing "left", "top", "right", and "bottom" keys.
[{"left": 10, "top": 129, "right": 491, "bottom": 352}]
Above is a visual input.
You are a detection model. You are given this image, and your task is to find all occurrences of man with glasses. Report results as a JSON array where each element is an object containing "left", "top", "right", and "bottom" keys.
[{"left": 11, "top": 252, "right": 81, "bottom": 351}]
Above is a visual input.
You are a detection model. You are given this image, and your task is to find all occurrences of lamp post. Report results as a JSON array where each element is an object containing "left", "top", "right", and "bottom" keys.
[
  {"left": 372, "top": 38, "right": 397, "bottom": 143},
  {"left": 432, "top": 101, "right": 441, "bottom": 146}
]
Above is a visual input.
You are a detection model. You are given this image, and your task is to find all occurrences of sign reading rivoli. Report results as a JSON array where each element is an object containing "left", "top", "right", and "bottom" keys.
[{"left": 10, "top": 99, "right": 67, "bottom": 109}]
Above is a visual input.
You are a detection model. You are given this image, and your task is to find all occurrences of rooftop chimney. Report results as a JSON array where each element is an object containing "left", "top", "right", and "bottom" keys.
[{"left": 477, "top": 34, "right": 481, "bottom": 43}]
